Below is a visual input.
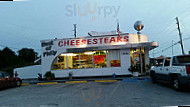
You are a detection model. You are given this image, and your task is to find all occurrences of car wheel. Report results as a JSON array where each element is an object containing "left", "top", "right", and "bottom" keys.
[
  {"left": 151, "top": 72, "right": 157, "bottom": 84},
  {"left": 151, "top": 76, "right": 157, "bottom": 84},
  {"left": 172, "top": 78, "right": 181, "bottom": 91},
  {"left": 16, "top": 81, "right": 21, "bottom": 87}
]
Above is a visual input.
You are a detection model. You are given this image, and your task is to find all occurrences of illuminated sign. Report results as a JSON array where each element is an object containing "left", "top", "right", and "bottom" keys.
[
  {"left": 94, "top": 55, "right": 106, "bottom": 64},
  {"left": 58, "top": 35, "right": 129, "bottom": 47},
  {"left": 111, "top": 60, "right": 120, "bottom": 67}
]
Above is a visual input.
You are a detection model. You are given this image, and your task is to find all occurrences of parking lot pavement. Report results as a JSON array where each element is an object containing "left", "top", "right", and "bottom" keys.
[{"left": 0, "top": 81, "right": 190, "bottom": 107}]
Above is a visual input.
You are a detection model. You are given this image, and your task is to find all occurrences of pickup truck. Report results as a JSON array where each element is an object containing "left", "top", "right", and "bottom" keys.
[{"left": 150, "top": 55, "right": 190, "bottom": 91}]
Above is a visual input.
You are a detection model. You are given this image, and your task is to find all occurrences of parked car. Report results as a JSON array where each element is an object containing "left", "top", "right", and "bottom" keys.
[
  {"left": 0, "top": 71, "right": 22, "bottom": 90},
  {"left": 150, "top": 55, "right": 190, "bottom": 91}
]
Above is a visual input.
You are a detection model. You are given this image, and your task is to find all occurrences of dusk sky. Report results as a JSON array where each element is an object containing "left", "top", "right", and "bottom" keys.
[{"left": 0, "top": 0, "right": 190, "bottom": 57}]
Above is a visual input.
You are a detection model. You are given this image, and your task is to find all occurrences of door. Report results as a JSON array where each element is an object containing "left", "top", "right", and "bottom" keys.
[
  {"left": 160, "top": 57, "right": 171, "bottom": 81},
  {"left": 0, "top": 72, "right": 6, "bottom": 89},
  {"left": 154, "top": 58, "right": 164, "bottom": 80},
  {"left": 3, "top": 72, "right": 15, "bottom": 87}
]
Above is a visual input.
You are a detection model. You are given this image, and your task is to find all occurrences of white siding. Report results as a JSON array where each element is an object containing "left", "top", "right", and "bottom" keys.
[{"left": 14, "top": 65, "right": 41, "bottom": 79}]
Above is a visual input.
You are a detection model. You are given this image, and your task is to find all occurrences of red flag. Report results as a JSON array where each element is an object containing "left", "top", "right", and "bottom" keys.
[{"left": 117, "top": 21, "right": 120, "bottom": 36}]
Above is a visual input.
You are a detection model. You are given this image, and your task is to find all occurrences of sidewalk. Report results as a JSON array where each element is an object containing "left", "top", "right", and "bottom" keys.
[{"left": 22, "top": 75, "right": 151, "bottom": 85}]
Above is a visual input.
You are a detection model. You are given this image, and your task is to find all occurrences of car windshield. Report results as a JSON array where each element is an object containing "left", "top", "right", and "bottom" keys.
[
  {"left": 3, "top": 73, "right": 10, "bottom": 78},
  {"left": 154, "top": 59, "right": 164, "bottom": 66}
]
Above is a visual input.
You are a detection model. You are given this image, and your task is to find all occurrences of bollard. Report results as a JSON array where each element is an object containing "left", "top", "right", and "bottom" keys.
[
  {"left": 112, "top": 73, "right": 116, "bottom": 79},
  {"left": 69, "top": 72, "right": 73, "bottom": 80}
]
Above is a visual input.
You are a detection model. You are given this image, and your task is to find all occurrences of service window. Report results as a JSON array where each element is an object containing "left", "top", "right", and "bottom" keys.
[
  {"left": 94, "top": 51, "right": 107, "bottom": 68},
  {"left": 51, "top": 53, "right": 67, "bottom": 70},
  {"left": 80, "top": 52, "right": 93, "bottom": 68},
  {"left": 164, "top": 57, "right": 171, "bottom": 66},
  {"left": 67, "top": 53, "right": 80, "bottom": 69}
]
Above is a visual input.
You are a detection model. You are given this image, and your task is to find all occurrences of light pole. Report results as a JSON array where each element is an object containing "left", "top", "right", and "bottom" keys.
[{"left": 134, "top": 21, "right": 144, "bottom": 74}]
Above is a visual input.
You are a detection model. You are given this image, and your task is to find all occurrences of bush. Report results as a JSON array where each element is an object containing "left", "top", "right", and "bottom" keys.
[
  {"left": 44, "top": 71, "right": 55, "bottom": 80},
  {"left": 128, "top": 64, "right": 140, "bottom": 73}
]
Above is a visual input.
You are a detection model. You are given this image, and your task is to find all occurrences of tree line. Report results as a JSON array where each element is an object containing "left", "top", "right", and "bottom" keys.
[{"left": 0, "top": 47, "right": 38, "bottom": 75}]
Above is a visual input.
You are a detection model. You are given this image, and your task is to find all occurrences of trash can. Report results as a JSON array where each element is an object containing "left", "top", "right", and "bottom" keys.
[{"left": 69, "top": 72, "right": 73, "bottom": 80}]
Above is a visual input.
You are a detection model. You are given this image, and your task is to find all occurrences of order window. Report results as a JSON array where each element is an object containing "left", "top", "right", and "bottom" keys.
[
  {"left": 80, "top": 52, "right": 93, "bottom": 68},
  {"left": 94, "top": 51, "right": 107, "bottom": 68},
  {"left": 52, "top": 50, "right": 122, "bottom": 70},
  {"left": 67, "top": 53, "right": 80, "bottom": 69},
  {"left": 51, "top": 55, "right": 66, "bottom": 70}
]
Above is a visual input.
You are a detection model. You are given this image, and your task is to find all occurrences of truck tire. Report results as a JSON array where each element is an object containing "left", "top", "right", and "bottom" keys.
[
  {"left": 172, "top": 77, "right": 181, "bottom": 91},
  {"left": 16, "top": 80, "right": 21, "bottom": 87},
  {"left": 150, "top": 71, "right": 157, "bottom": 84},
  {"left": 151, "top": 76, "right": 157, "bottom": 84}
]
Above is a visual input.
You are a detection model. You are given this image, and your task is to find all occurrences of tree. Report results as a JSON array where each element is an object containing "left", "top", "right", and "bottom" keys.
[
  {"left": 0, "top": 47, "right": 18, "bottom": 68},
  {"left": 18, "top": 48, "right": 38, "bottom": 64},
  {"left": 0, "top": 47, "right": 19, "bottom": 75},
  {"left": 0, "top": 47, "right": 38, "bottom": 75}
]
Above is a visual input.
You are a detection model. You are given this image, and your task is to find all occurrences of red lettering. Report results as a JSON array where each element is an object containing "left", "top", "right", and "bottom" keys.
[
  {"left": 76, "top": 40, "right": 80, "bottom": 45},
  {"left": 124, "top": 36, "right": 129, "bottom": 42},
  {"left": 99, "top": 38, "right": 103, "bottom": 44},
  {"left": 93, "top": 39, "right": 98, "bottom": 44},
  {"left": 104, "top": 37, "right": 108, "bottom": 43},
  {"left": 70, "top": 40, "right": 75, "bottom": 46},
  {"left": 110, "top": 37, "right": 116, "bottom": 43},
  {"left": 58, "top": 41, "right": 63, "bottom": 47},
  {"left": 117, "top": 36, "right": 122, "bottom": 42},
  {"left": 64, "top": 40, "right": 69, "bottom": 46},
  {"left": 87, "top": 39, "right": 92, "bottom": 44},
  {"left": 81, "top": 39, "right": 86, "bottom": 45}
]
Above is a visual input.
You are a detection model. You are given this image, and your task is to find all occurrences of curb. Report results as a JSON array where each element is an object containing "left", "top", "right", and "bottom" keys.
[
  {"left": 21, "top": 83, "right": 30, "bottom": 86},
  {"left": 65, "top": 80, "right": 87, "bottom": 84},
  {"left": 37, "top": 82, "right": 58, "bottom": 85},
  {"left": 21, "top": 77, "right": 151, "bottom": 86},
  {"left": 94, "top": 80, "right": 117, "bottom": 83}
]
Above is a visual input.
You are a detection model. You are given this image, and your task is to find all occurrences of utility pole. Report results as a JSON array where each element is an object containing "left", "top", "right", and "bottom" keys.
[
  {"left": 176, "top": 17, "right": 185, "bottom": 55},
  {"left": 74, "top": 24, "right": 77, "bottom": 38},
  {"left": 172, "top": 40, "right": 174, "bottom": 56}
]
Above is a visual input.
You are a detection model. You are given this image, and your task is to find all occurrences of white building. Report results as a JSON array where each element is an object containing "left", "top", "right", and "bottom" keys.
[{"left": 40, "top": 33, "right": 158, "bottom": 78}]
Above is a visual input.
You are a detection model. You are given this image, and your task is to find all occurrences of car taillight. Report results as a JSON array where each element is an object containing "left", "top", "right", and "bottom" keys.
[{"left": 186, "top": 65, "right": 190, "bottom": 75}]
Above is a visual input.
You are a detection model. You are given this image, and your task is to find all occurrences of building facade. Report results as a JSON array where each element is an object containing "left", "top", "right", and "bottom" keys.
[{"left": 41, "top": 33, "right": 158, "bottom": 78}]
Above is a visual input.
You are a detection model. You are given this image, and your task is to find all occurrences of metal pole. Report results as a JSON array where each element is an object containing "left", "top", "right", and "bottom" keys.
[
  {"left": 74, "top": 24, "right": 77, "bottom": 38},
  {"left": 172, "top": 40, "right": 174, "bottom": 56},
  {"left": 140, "top": 47, "right": 143, "bottom": 74},
  {"left": 137, "top": 33, "right": 143, "bottom": 74},
  {"left": 176, "top": 17, "right": 185, "bottom": 55}
]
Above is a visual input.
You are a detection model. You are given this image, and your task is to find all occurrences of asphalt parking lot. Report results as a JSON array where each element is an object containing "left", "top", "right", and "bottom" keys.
[{"left": 0, "top": 79, "right": 190, "bottom": 107}]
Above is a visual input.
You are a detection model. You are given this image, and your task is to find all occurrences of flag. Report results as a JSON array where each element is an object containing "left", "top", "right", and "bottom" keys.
[{"left": 117, "top": 20, "right": 120, "bottom": 36}]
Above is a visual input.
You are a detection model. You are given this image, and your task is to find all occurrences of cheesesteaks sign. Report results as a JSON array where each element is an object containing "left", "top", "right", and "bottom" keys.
[{"left": 58, "top": 35, "right": 129, "bottom": 47}]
